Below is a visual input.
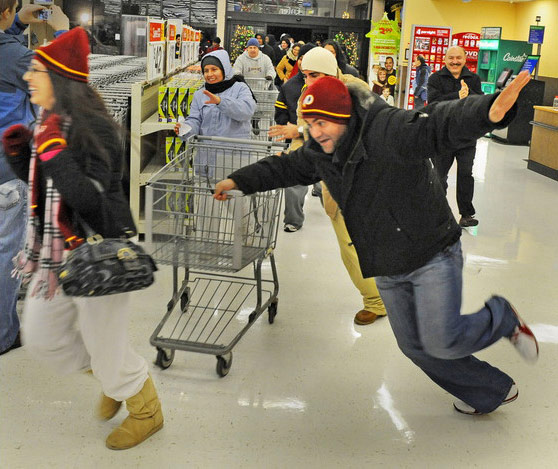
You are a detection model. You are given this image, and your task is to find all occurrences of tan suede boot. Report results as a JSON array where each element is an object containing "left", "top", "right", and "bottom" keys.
[
  {"left": 97, "top": 394, "right": 122, "bottom": 421},
  {"left": 105, "top": 376, "right": 163, "bottom": 450}
]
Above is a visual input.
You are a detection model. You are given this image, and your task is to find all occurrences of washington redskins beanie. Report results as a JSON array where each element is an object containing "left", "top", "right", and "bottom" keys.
[
  {"left": 34, "top": 27, "right": 90, "bottom": 83},
  {"left": 300, "top": 76, "right": 352, "bottom": 124},
  {"left": 300, "top": 46, "right": 338, "bottom": 76}
]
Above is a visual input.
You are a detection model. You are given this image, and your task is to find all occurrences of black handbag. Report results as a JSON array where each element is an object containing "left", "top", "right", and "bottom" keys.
[{"left": 57, "top": 218, "right": 158, "bottom": 297}]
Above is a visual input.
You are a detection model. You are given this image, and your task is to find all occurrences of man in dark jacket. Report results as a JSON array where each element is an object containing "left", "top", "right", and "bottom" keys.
[
  {"left": 256, "top": 33, "right": 276, "bottom": 66},
  {"left": 215, "top": 73, "right": 539, "bottom": 416},
  {"left": 0, "top": 1, "right": 68, "bottom": 355},
  {"left": 427, "top": 46, "right": 483, "bottom": 227}
]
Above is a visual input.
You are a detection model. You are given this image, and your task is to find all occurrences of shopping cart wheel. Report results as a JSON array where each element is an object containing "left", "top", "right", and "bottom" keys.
[
  {"left": 155, "top": 347, "right": 175, "bottom": 369},
  {"left": 180, "top": 289, "right": 190, "bottom": 312},
  {"left": 268, "top": 300, "right": 278, "bottom": 324},
  {"left": 216, "top": 353, "right": 232, "bottom": 377},
  {"left": 248, "top": 311, "right": 257, "bottom": 323}
]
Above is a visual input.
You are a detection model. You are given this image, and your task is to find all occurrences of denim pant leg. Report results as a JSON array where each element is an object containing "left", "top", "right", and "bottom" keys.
[
  {"left": 376, "top": 241, "right": 518, "bottom": 413},
  {"left": 283, "top": 185, "right": 307, "bottom": 228},
  {"left": 0, "top": 179, "right": 27, "bottom": 352}
]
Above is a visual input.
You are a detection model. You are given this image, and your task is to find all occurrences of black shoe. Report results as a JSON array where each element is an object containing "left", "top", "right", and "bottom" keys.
[
  {"left": 459, "top": 215, "right": 478, "bottom": 227},
  {"left": 0, "top": 332, "right": 21, "bottom": 356},
  {"left": 311, "top": 189, "right": 319, "bottom": 197}
]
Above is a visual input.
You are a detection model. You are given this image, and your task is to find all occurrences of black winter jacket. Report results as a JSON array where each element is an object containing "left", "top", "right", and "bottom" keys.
[
  {"left": 427, "top": 66, "right": 483, "bottom": 104},
  {"left": 274, "top": 71, "right": 305, "bottom": 125},
  {"left": 8, "top": 116, "right": 136, "bottom": 241},
  {"left": 230, "top": 83, "right": 516, "bottom": 277}
]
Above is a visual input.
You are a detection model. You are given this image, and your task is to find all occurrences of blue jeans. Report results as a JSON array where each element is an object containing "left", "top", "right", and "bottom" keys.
[
  {"left": 0, "top": 178, "right": 27, "bottom": 353},
  {"left": 375, "top": 240, "right": 519, "bottom": 413}
]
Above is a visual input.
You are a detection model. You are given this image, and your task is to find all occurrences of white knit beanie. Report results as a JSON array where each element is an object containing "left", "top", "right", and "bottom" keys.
[{"left": 300, "top": 47, "right": 338, "bottom": 77}]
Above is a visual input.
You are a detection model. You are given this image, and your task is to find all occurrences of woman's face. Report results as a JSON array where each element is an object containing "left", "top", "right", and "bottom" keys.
[
  {"left": 413, "top": 58, "right": 421, "bottom": 67},
  {"left": 324, "top": 44, "right": 336, "bottom": 57},
  {"left": 23, "top": 59, "right": 55, "bottom": 110},
  {"left": 292, "top": 45, "right": 300, "bottom": 57},
  {"left": 204, "top": 64, "right": 224, "bottom": 84},
  {"left": 281, "top": 40, "right": 289, "bottom": 50}
]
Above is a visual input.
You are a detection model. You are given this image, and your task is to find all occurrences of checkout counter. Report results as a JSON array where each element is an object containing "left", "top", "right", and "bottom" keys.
[{"left": 528, "top": 106, "right": 558, "bottom": 181}]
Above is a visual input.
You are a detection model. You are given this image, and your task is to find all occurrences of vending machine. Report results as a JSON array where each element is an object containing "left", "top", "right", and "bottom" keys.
[{"left": 476, "top": 27, "right": 532, "bottom": 94}]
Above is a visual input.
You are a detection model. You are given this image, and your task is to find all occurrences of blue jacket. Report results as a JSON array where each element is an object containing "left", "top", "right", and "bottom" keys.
[
  {"left": 183, "top": 49, "right": 256, "bottom": 140},
  {"left": 0, "top": 16, "right": 35, "bottom": 184}
]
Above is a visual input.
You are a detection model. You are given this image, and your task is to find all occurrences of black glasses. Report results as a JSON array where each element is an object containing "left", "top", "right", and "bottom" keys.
[{"left": 27, "top": 66, "right": 49, "bottom": 74}]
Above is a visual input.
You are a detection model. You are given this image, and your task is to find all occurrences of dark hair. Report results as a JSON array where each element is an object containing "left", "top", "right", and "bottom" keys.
[
  {"left": 266, "top": 34, "right": 277, "bottom": 47},
  {"left": 0, "top": 0, "right": 17, "bottom": 12},
  {"left": 213, "top": 37, "right": 221, "bottom": 44},
  {"left": 416, "top": 54, "right": 426, "bottom": 65},
  {"left": 49, "top": 72, "right": 119, "bottom": 167},
  {"left": 323, "top": 40, "right": 348, "bottom": 72}
]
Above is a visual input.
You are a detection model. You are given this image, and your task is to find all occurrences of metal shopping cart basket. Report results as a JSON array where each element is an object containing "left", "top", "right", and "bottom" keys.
[
  {"left": 145, "top": 135, "right": 285, "bottom": 376},
  {"left": 246, "top": 80, "right": 281, "bottom": 143}
]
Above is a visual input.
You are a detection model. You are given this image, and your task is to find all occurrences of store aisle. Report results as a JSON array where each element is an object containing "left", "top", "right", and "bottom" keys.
[{"left": 2, "top": 138, "right": 558, "bottom": 468}]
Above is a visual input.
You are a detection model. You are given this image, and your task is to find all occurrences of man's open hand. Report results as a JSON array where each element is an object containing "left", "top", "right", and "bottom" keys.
[
  {"left": 268, "top": 123, "right": 300, "bottom": 141},
  {"left": 489, "top": 70, "right": 531, "bottom": 123}
]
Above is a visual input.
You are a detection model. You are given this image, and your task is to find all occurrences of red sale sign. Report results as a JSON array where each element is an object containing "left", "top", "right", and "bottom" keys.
[
  {"left": 404, "top": 24, "right": 452, "bottom": 109},
  {"left": 451, "top": 32, "right": 481, "bottom": 74}
]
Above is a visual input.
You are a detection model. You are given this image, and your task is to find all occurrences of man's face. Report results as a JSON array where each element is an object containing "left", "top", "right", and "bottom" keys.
[
  {"left": 256, "top": 35, "right": 264, "bottom": 45},
  {"left": 385, "top": 57, "right": 394, "bottom": 71},
  {"left": 302, "top": 70, "right": 327, "bottom": 87},
  {"left": 445, "top": 47, "right": 466, "bottom": 77},
  {"left": 247, "top": 45, "right": 259, "bottom": 58},
  {"left": 305, "top": 118, "right": 348, "bottom": 154}
]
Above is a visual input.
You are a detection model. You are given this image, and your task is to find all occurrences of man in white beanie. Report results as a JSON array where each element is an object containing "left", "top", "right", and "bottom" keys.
[{"left": 269, "top": 46, "right": 387, "bottom": 326}]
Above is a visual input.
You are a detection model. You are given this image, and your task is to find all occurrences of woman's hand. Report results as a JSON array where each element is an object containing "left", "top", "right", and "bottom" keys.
[
  {"left": 2, "top": 125, "right": 33, "bottom": 156},
  {"left": 203, "top": 90, "right": 221, "bottom": 105},
  {"left": 214, "top": 178, "right": 238, "bottom": 201}
]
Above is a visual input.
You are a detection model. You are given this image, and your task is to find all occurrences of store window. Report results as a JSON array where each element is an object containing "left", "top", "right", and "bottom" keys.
[{"left": 228, "top": 0, "right": 341, "bottom": 18}]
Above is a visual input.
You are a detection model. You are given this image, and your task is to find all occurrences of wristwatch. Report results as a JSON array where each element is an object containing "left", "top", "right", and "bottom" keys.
[{"left": 298, "top": 125, "right": 304, "bottom": 136}]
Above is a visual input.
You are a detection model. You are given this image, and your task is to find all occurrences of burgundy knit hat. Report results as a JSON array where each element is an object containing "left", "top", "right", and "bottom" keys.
[
  {"left": 34, "top": 27, "right": 90, "bottom": 83},
  {"left": 300, "top": 76, "right": 352, "bottom": 124}
]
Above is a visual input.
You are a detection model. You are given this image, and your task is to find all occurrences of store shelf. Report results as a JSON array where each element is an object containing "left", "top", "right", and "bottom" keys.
[
  {"left": 140, "top": 160, "right": 167, "bottom": 185},
  {"left": 141, "top": 111, "right": 176, "bottom": 136}
]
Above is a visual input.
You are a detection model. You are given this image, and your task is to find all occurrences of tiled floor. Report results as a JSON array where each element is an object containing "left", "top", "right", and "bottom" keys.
[{"left": 2, "top": 138, "right": 558, "bottom": 468}]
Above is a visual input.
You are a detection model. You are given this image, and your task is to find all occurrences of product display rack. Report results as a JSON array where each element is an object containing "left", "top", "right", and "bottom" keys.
[{"left": 129, "top": 64, "right": 201, "bottom": 233}]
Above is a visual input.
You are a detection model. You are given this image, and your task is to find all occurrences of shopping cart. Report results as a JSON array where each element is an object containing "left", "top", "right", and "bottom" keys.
[
  {"left": 244, "top": 79, "right": 281, "bottom": 142},
  {"left": 145, "top": 136, "right": 285, "bottom": 376}
]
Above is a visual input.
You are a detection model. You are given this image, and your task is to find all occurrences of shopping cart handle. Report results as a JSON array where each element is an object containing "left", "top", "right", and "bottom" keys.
[{"left": 223, "top": 189, "right": 245, "bottom": 198}]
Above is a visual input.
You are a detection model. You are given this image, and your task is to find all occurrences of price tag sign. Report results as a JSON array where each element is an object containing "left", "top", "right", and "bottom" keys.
[{"left": 147, "top": 20, "right": 165, "bottom": 81}]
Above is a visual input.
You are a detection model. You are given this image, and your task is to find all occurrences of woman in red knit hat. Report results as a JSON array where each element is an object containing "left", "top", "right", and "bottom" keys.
[{"left": 2, "top": 27, "right": 163, "bottom": 450}]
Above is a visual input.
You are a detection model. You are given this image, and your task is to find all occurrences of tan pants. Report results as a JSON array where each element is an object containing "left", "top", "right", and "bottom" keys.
[{"left": 323, "top": 183, "right": 386, "bottom": 315}]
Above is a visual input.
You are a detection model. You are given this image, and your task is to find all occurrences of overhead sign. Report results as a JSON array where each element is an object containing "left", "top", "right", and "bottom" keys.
[
  {"left": 480, "top": 27, "right": 502, "bottom": 40},
  {"left": 147, "top": 19, "right": 165, "bottom": 81},
  {"left": 528, "top": 25, "right": 545, "bottom": 44}
]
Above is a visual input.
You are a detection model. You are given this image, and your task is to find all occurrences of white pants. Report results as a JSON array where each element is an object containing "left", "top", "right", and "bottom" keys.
[{"left": 23, "top": 277, "right": 148, "bottom": 401}]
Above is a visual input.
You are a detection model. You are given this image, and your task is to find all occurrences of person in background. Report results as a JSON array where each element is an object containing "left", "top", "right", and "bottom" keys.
[
  {"left": 372, "top": 66, "right": 388, "bottom": 95},
  {"left": 215, "top": 72, "right": 538, "bottom": 417},
  {"left": 175, "top": 49, "right": 256, "bottom": 144},
  {"left": 265, "top": 34, "right": 279, "bottom": 66},
  {"left": 380, "top": 84, "right": 394, "bottom": 106},
  {"left": 198, "top": 31, "right": 211, "bottom": 60},
  {"left": 0, "top": 1, "right": 68, "bottom": 356},
  {"left": 205, "top": 36, "right": 223, "bottom": 55},
  {"left": 273, "top": 42, "right": 316, "bottom": 233},
  {"left": 255, "top": 33, "right": 276, "bottom": 65},
  {"left": 412, "top": 54, "right": 431, "bottom": 110},
  {"left": 269, "top": 46, "right": 387, "bottom": 326},
  {"left": 2, "top": 27, "right": 163, "bottom": 450},
  {"left": 384, "top": 56, "right": 397, "bottom": 95},
  {"left": 276, "top": 42, "right": 300, "bottom": 84},
  {"left": 427, "top": 45, "right": 483, "bottom": 228},
  {"left": 323, "top": 39, "right": 359, "bottom": 78},
  {"left": 233, "top": 37, "right": 275, "bottom": 81}
]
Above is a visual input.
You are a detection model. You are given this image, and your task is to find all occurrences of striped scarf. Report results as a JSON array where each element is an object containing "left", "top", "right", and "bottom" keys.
[{"left": 12, "top": 113, "right": 70, "bottom": 300}]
